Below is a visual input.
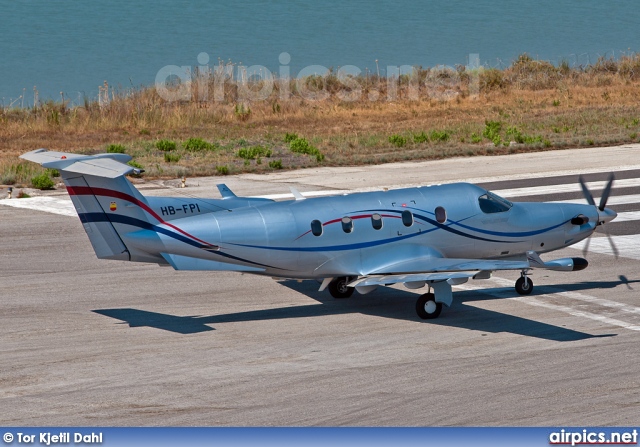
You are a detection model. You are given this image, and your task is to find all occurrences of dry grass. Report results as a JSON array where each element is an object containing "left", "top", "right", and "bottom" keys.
[{"left": 2, "top": 54, "right": 640, "bottom": 186}]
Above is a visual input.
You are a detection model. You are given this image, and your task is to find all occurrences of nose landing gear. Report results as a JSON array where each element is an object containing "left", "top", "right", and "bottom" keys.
[{"left": 515, "top": 271, "right": 533, "bottom": 295}]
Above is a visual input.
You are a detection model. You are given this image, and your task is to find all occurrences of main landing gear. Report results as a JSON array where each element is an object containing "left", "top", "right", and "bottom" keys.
[
  {"left": 328, "top": 276, "right": 355, "bottom": 299},
  {"left": 415, "top": 292, "right": 443, "bottom": 320},
  {"left": 515, "top": 271, "right": 534, "bottom": 295}
]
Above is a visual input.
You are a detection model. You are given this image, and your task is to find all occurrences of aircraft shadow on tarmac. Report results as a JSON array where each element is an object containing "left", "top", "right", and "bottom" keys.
[{"left": 92, "top": 277, "right": 638, "bottom": 340}]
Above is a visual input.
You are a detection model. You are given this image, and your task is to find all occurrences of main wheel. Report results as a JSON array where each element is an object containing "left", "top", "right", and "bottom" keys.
[
  {"left": 515, "top": 276, "right": 534, "bottom": 295},
  {"left": 328, "top": 276, "right": 354, "bottom": 299},
  {"left": 416, "top": 293, "right": 443, "bottom": 319}
]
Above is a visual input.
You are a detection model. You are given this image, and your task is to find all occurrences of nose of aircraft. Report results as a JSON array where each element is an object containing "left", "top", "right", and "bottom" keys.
[{"left": 598, "top": 207, "right": 617, "bottom": 224}]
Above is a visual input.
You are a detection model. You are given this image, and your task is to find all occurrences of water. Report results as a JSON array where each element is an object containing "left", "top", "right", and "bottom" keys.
[{"left": 2, "top": 0, "right": 639, "bottom": 105}]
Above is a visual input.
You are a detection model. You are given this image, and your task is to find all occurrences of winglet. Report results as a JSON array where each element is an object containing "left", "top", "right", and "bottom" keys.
[{"left": 217, "top": 184, "right": 237, "bottom": 199}]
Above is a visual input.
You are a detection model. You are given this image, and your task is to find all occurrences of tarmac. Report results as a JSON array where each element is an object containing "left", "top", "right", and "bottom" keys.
[{"left": 1, "top": 143, "right": 639, "bottom": 426}]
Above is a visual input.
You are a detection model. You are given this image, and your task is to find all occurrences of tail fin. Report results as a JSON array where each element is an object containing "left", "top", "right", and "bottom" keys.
[{"left": 21, "top": 149, "right": 160, "bottom": 263}]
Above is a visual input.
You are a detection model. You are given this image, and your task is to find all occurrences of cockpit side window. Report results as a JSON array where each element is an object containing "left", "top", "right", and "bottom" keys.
[{"left": 478, "top": 191, "right": 513, "bottom": 214}]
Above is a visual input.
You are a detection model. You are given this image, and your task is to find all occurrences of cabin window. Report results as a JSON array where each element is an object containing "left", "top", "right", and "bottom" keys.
[
  {"left": 435, "top": 206, "right": 447, "bottom": 224},
  {"left": 478, "top": 191, "right": 513, "bottom": 214},
  {"left": 341, "top": 216, "right": 353, "bottom": 233},
  {"left": 401, "top": 210, "right": 413, "bottom": 227},
  {"left": 310, "top": 219, "right": 323, "bottom": 237},
  {"left": 371, "top": 213, "right": 383, "bottom": 230}
]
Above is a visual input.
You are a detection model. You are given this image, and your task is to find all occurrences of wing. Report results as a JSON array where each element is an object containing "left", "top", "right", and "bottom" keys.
[{"left": 350, "top": 256, "right": 530, "bottom": 289}]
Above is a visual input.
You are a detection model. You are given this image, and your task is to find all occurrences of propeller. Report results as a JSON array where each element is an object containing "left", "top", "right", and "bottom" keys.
[{"left": 578, "top": 173, "right": 618, "bottom": 258}]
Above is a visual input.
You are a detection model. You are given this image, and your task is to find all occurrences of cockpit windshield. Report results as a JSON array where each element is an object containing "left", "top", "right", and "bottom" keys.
[{"left": 478, "top": 191, "right": 513, "bottom": 214}]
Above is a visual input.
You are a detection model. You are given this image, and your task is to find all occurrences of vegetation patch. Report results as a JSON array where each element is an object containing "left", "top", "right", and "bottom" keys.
[
  {"left": 389, "top": 134, "right": 407, "bottom": 147},
  {"left": 284, "top": 132, "right": 299, "bottom": 143},
  {"left": 268, "top": 159, "right": 283, "bottom": 169},
  {"left": 237, "top": 146, "right": 272, "bottom": 160},
  {"left": 156, "top": 139, "right": 177, "bottom": 151},
  {"left": 164, "top": 153, "right": 181, "bottom": 163},
  {"left": 31, "top": 172, "right": 55, "bottom": 190},
  {"left": 289, "top": 138, "right": 324, "bottom": 162},
  {"left": 183, "top": 137, "right": 217, "bottom": 152},
  {"left": 106, "top": 144, "right": 126, "bottom": 154}
]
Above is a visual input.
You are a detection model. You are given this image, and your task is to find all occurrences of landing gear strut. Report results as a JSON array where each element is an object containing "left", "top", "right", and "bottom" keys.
[
  {"left": 416, "top": 292, "right": 443, "bottom": 319},
  {"left": 328, "top": 276, "right": 355, "bottom": 299},
  {"left": 515, "top": 271, "right": 534, "bottom": 295}
]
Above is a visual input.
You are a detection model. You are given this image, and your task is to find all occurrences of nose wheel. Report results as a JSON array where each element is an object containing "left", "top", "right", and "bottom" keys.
[{"left": 515, "top": 274, "right": 533, "bottom": 295}]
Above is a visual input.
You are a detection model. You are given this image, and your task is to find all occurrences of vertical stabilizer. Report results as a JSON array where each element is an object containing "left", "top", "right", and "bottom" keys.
[{"left": 20, "top": 149, "right": 164, "bottom": 263}]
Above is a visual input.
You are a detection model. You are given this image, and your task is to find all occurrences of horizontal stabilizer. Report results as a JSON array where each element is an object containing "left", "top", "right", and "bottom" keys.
[
  {"left": 161, "top": 253, "right": 265, "bottom": 272},
  {"left": 20, "top": 149, "right": 138, "bottom": 178}
]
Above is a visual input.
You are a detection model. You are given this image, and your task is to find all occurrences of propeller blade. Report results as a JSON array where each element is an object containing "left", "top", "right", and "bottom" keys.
[
  {"left": 619, "top": 275, "right": 633, "bottom": 290},
  {"left": 582, "top": 234, "right": 592, "bottom": 258},
  {"left": 604, "top": 226, "right": 619, "bottom": 259},
  {"left": 579, "top": 175, "right": 596, "bottom": 206},
  {"left": 599, "top": 172, "right": 615, "bottom": 211}
]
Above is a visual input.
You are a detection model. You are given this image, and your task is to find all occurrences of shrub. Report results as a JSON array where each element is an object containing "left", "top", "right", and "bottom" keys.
[
  {"left": 216, "top": 165, "right": 230, "bottom": 175},
  {"left": 164, "top": 153, "right": 181, "bottom": 163},
  {"left": 480, "top": 68, "right": 506, "bottom": 91},
  {"left": 31, "top": 172, "right": 55, "bottom": 190},
  {"left": 269, "top": 159, "right": 283, "bottom": 169},
  {"left": 413, "top": 132, "right": 429, "bottom": 143},
  {"left": 184, "top": 137, "right": 216, "bottom": 152},
  {"left": 506, "top": 126, "right": 543, "bottom": 144},
  {"left": 106, "top": 144, "right": 126, "bottom": 154},
  {"left": 1, "top": 173, "right": 16, "bottom": 185},
  {"left": 483, "top": 120, "right": 503, "bottom": 146},
  {"left": 389, "top": 134, "right": 407, "bottom": 147},
  {"left": 470, "top": 133, "right": 482, "bottom": 143},
  {"left": 139, "top": 129, "right": 151, "bottom": 135},
  {"left": 289, "top": 138, "right": 324, "bottom": 162},
  {"left": 429, "top": 130, "right": 450, "bottom": 142},
  {"left": 237, "top": 146, "right": 271, "bottom": 160},
  {"left": 284, "top": 132, "right": 298, "bottom": 142},
  {"left": 156, "top": 139, "right": 176, "bottom": 151}
]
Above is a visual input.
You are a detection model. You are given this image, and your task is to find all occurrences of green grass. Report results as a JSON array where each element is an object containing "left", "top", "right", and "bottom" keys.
[
  {"left": 289, "top": 138, "right": 324, "bottom": 162},
  {"left": 106, "top": 144, "right": 126, "bottom": 154},
  {"left": 237, "top": 146, "right": 272, "bottom": 160},
  {"left": 183, "top": 137, "right": 216, "bottom": 152},
  {"left": 389, "top": 134, "right": 407, "bottom": 147},
  {"left": 156, "top": 139, "right": 176, "bottom": 151},
  {"left": 164, "top": 152, "right": 181, "bottom": 163}
]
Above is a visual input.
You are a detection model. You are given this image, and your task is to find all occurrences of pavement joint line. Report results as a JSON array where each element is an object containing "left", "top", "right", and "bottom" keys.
[
  {"left": 493, "top": 178, "right": 640, "bottom": 198},
  {"left": 456, "top": 277, "right": 640, "bottom": 332}
]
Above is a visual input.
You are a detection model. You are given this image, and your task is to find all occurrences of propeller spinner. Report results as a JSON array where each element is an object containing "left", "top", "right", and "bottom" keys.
[{"left": 578, "top": 173, "right": 618, "bottom": 258}]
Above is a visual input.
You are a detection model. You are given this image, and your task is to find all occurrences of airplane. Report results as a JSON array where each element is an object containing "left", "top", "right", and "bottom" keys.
[{"left": 20, "top": 149, "right": 618, "bottom": 320}]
